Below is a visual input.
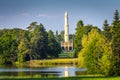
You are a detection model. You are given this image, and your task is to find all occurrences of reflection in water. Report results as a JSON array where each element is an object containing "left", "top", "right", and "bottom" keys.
[
  {"left": 64, "top": 66, "right": 69, "bottom": 77},
  {"left": 0, "top": 66, "right": 86, "bottom": 77}
]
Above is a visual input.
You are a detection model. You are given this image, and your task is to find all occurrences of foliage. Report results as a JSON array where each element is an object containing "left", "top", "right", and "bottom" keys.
[
  {"left": 113, "top": 10, "right": 120, "bottom": 24},
  {"left": 74, "top": 21, "right": 94, "bottom": 57},
  {"left": 0, "top": 55, "right": 5, "bottom": 64},
  {"left": 78, "top": 10, "right": 120, "bottom": 76},
  {"left": 28, "top": 58, "right": 78, "bottom": 67},
  {"left": 0, "top": 23, "right": 62, "bottom": 64},
  {"left": 110, "top": 10, "right": 120, "bottom": 76},
  {"left": 48, "top": 30, "right": 62, "bottom": 58},
  {"left": 99, "top": 42, "right": 112, "bottom": 76},
  {"left": 79, "top": 29, "right": 110, "bottom": 74},
  {"left": 27, "top": 22, "right": 37, "bottom": 31},
  {"left": 0, "top": 30, "right": 18, "bottom": 64},
  {"left": 18, "top": 40, "right": 29, "bottom": 63},
  {"left": 31, "top": 23, "right": 48, "bottom": 59},
  {"left": 103, "top": 20, "right": 111, "bottom": 41}
]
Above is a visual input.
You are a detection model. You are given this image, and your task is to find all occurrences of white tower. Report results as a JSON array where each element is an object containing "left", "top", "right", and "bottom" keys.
[
  {"left": 64, "top": 11, "right": 69, "bottom": 42},
  {"left": 61, "top": 11, "right": 73, "bottom": 52}
]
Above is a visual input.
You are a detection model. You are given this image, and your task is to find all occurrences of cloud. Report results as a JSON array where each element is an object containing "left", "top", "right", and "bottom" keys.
[
  {"left": 20, "top": 13, "right": 30, "bottom": 17},
  {"left": 37, "top": 14, "right": 60, "bottom": 18},
  {"left": 37, "top": 14, "right": 51, "bottom": 18}
]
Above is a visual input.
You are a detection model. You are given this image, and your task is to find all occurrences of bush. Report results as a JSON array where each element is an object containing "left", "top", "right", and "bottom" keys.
[{"left": 0, "top": 55, "right": 5, "bottom": 65}]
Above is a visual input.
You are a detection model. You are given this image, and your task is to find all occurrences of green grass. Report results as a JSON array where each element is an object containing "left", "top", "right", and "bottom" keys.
[
  {"left": 23, "top": 58, "right": 78, "bottom": 67},
  {"left": 58, "top": 51, "right": 75, "bottom": 58},
  {"left": 0, "top": 76, "right": 120, "bottom": 80}
]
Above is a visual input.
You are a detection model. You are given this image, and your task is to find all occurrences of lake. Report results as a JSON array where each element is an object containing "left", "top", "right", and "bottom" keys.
[{"left": 0, "top": 65, "right": 86, "bottom": 77}]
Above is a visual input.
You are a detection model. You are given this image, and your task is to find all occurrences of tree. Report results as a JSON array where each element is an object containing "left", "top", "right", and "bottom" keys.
[
  {"left": 74, "top": 20, "right": 84, "bottom": 57},
  {"left": 110, "top": 10, "right": 120, "bottom": 75},
  {"left": 60, "top": 30, "right": 64, "bottom": 42},
  {"left": 27, "top": 22, "right": 37, "bottom": 31},
  {"left": 47, "top": 30, "right": 62, "bottom": 58},
  {"left": 0, "top": 31, "right": 16, "bottom": 64},
  {"left": 112, "top": 9, "right": 120, "bottom": 26},
  {"left": 55, "top": 30, "right": 59, "bottom": 42},
  {"left": 76, "top": 20, "right": 84, "bottom": 30},
  {"left": 78, "top": 29, "right": 105, "bottom": 74},
  {"left": 99, "top": 42, "right": 112, "bottom": 76},
  {"left": 18, "top": 40, "right": 29, "bottom": 63},
  {"left": 31, "top": 23, "right": 48, "bottom": 59},
  {"left": 74, "top": 20, "right": 93, "bottom": 57},
  {"left": 69, "top": 34, "right": 75, "bottom": 42},
  {"left": 114, "top": 10, "right": 119, "bottom": 22},
  {"left": 103, "top": 20, "right": 111, "bottom": 41}
]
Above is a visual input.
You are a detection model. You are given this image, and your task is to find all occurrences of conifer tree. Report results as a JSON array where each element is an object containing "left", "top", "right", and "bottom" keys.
[
  {"left": 103, "top": 20, "right": 111, "bottom": 41},
  {"left": 111, "top": 10, "right": 120, "bottom": 76}
]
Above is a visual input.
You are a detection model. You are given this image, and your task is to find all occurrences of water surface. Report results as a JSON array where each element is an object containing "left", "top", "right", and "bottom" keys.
[{"left": 0, "top": 65, "right": 86, "bottom": 77}]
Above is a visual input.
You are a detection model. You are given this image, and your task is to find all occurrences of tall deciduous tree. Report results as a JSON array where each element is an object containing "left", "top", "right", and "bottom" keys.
[
  {"left": 99, "top": 41, "right": 112, "bottom": 76},
  {"left": 31, "top": 23, "right": 48, "bottom": 59},
  {"left": 79, "top": 28, "right": 113, "bottom": 75},
  {"left": 78, "top": 29, "right": 106, "bottom": 74},
  {"left": 18, "top": 40, "right": 29, "bottom": 63},
  {"left": 48, "top": 30, "right": 62, "bottom": 58},
  {"left": 74, "top": 20, "right": 93, "bottom": 57},
  {"left": 0, "top": 33, "right": 13, "bottom": 64},
  {"left": 27, "top": 22, "right": 37, "bottom": 31},
  {"left": 74, "top": 20, "right": 84, "bottom": 57}
]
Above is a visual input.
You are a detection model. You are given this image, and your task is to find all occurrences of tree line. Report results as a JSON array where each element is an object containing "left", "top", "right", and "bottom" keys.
[
  {"left": 75, "top": 10, "right": 120, "bottom": 76},
  {"left": 0, "top": 23, "right": 63, "bottom": 64}
]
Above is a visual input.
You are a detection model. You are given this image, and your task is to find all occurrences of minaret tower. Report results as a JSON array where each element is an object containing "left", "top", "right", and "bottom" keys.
[
  {"left": 61, "top": 11, "right": 73, "bottom": 52},
  {"left": 64, "top": 11, "right": 69, "bottom": 42}
]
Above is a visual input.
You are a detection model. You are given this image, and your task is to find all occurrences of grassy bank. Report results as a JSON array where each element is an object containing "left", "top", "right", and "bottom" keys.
[
  {"left": 22, "top": 58, "right": 78, "bottom": 67},
  {"left": 0, "top": 76, "right": 120, "bottom": 80}
]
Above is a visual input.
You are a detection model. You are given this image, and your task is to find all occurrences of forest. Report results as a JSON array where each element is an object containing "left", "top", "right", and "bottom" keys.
[
  {"left": 76, "top": 10, "right": 120, "bottom": 76},
  {"left": 0, "top": 10, "right": 120, "bottom": 76},
  {"left": 0, "top": 23, "right": 63, "bottom": 64}
]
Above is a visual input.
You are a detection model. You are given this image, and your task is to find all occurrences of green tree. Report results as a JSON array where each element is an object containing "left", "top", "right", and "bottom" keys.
[
  {"left": 110, "top": 10, "right": 120, "bottom": 75},
  {"left": 69, "top": 34, "right": 75, "bottom": 42},
  {"left": 31, "top": 23, "right": 48, "bottom": 59},
  {"left": 48, "top": 30, "right": 62, "bottom": 58},
  {"left": 0, "top": 31, "right": 15, "bottom": 64},
  {"left": 18, "top": 40, "right": 29, "bottom": 63},
  {"left": 78, "top": 29, "right": 104, "bottom": 74},
  {"left": 113, "top": 10, "right": 120, "bottom": 24},
  {"left": 103, "top": 20, "right": 112, "bottom": 41},
  {"left": 74, "top": 20, "right": 84, "bottom": 57},
  {"left": 55, "top": 30, "right": 59, "bottom": 42},
  {"left": 76, "top": 20, "right": 84, "bottom": 30},
  {"left": 27, "top": 22, "right": 37, "bottom": 31},
  {"left": 60, "top": 30, "right": 64, "bottom": 42},
  {"left": 0, "top": 55, "right": 5, "bottom": 65},
  {"left": 99, "top": 42, "right": 112, "bottom": 76},
  {"left": 74, "top": 20, "right": 93, "bottom": 57}
]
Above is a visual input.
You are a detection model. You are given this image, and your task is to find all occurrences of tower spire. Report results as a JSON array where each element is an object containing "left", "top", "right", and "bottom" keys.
[{"left": 64, "top": 11, "right": 69, "bottom": 42}]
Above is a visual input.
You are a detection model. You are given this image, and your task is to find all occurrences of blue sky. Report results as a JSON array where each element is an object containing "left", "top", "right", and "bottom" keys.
[{"left": 0, "top": 0, "right": 120, "bottom": 34}]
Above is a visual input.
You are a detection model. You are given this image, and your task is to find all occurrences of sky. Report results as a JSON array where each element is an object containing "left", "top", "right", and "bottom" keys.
[{"left": 0, "top": 0, "right": 120, "bottom": 34}]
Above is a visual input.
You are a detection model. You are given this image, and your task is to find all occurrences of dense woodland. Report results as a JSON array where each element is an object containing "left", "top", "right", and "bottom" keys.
[
  {"left": 0, "top": 23, "right": 63, "bottom": 64},
  {"left": 77, "top": 10, "right": 120, "bottom": 76},
  {"left": 0, "top": 10, "right": 120, "bottom": 76}
]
